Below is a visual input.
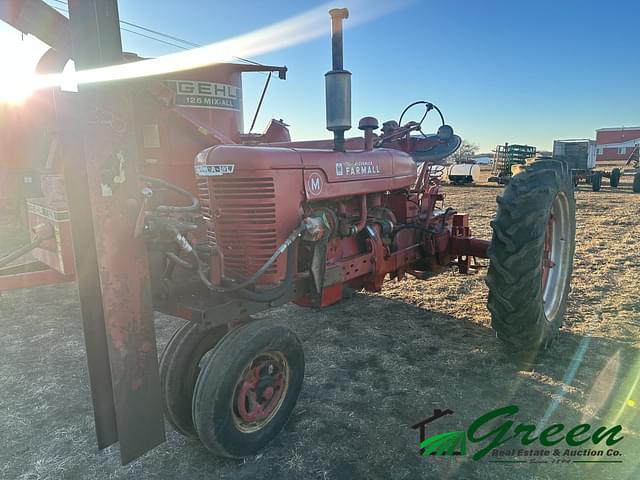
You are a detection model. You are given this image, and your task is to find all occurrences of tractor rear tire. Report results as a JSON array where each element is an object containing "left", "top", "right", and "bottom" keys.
[
  {"left": 633, "top": 173, "right": 640, "bottom": 193},
  {"left": 486, "top": 159, "right": 575, "bottom": 354},
  {"left": 610, "top": 168, "right": 621, "bottom": 188},
  {"left": 160, "top": 321, "right": 239, "bottom": 438},
  {"left": 591, "top": 171, "right": 602, "bottom": 192},
  {"left": 192, "top": 321, "right": 305, "bottom": 458}
]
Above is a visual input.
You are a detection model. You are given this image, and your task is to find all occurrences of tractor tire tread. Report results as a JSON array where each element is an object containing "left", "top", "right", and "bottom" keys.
[{"left": 486, "top": 160, "right": 576, "bottom": 352}]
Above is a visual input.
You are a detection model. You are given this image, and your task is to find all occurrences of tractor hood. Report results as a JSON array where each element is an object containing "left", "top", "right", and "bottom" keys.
[{"left": 195, "top": 144, "right": 417, "bottom": 200}]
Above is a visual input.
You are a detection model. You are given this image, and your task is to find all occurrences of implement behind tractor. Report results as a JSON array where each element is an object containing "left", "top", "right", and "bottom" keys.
[
  {"left": 553, "top": 139, "right": 615, "bottom": 192},
  {"left": 625, "top": 145, "right": 640, "bottom": 193},
  {"left": 1, "top": 3, "right": 577, "bottom": 464},
  {"left": 552, "top": 139, "right": 640, "bottom": 192},
  {"left": 489, "top": 142, "right": 537, "bottom": 184}
]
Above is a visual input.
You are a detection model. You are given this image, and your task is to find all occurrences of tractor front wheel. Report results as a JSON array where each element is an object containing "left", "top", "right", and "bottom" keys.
[
  {"left": 486, "top": 159, "right": 576, "bottom": 353},
  {"left": 159, "top": 319, "right": 245, "bottom": 438},
  {"left": 192, "top": 320, "right": 305, "bottom": 458},
  {"left": 633, "top": 173, "right": 640, "bottom": 193}
]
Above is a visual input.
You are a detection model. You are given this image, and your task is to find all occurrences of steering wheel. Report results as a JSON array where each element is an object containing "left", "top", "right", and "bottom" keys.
[{"left": 397, "top": 101, "right": 446, "bottom": 139}]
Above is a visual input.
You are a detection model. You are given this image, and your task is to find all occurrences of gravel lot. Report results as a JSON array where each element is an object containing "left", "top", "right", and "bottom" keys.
[{"left": 1, "top": 177, "right": 639, "bottom": 479}]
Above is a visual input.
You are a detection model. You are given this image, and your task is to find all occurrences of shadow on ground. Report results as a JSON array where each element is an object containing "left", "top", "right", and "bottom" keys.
[{"left": 2, "top": 282, "right": 640, "bottom": 480}]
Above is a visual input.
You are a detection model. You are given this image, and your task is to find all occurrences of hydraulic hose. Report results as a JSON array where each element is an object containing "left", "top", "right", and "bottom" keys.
[
  {"left": 140, "top": 175, "right": 200, "bottom": 213},
  {"left": 193, "top": 222, "right": 305, "bottom": 299},
  {"left": 195, "top": 238, "right": 297, "bottom": 302},
  {"left": 218, "top": 222, "right": 305, "bottom": 292},
  {"left": 166, "top": 252, "right": 196, "bottom": 270},
  {"left": 236, "top": 244, "right": 297, "bottom": 302}
]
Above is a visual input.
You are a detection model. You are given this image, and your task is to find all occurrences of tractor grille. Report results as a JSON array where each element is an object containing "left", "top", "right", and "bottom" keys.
[
  {"left": 197, "top": 178, "right": 216, "bottom": 247},
  {"left": 204, "top": 177, "right": 278, "bottom": 278}
]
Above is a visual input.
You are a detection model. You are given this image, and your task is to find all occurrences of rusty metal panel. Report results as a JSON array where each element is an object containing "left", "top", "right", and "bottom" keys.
[
  {"left": 61, "top": 106, "right": 119, "bottom": 449},
  {"left": 66, "top": 0, "right": 165, "bottom": 464}
]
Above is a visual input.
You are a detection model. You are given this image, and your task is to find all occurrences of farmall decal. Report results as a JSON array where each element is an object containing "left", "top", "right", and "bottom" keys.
[
  {"left": 167, "top": 80, "right": 242, "bottom": 110},
  {"left": 195, "top": 164, "right": 235, "bottom": 176},
  {"left": 335, "top": 160, "right": 381, "bottom": 177}
]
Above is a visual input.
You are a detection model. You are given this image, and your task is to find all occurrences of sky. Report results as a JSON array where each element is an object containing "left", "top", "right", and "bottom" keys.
[{"left": 0, "top": 0, "right": 639, "bottom": 152}]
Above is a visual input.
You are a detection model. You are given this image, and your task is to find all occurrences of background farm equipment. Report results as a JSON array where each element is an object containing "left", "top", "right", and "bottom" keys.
[
  {"left": 626, "top": 146, "right": 640, "bottom": 193},
  {"left": 446, "top": 162, "right": 481, "bottom": 185},
  {"left": 552, "top": 139, "right": 638, "bottom": 192},
  {"left": 0, "top": 1, "right": 577, "bottom": 465},
  {"left": 488, "top": 142, "right": 536, "bottom": 184}
]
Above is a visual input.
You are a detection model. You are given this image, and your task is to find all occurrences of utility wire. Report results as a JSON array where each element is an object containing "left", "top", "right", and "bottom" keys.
[
  {"left": 48, "top": 0, "right": 266, "bottom": 70},
  {"left": 119, "top": 27, "right": 192, "bottom": 51},
  {"left": 119, "top": 20, "right": 200, "bottom": 48}
]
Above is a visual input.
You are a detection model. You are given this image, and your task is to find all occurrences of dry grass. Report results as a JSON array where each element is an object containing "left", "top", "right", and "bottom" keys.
[{"left": 1, "top": 176, "right": 639, "bottom": 479}]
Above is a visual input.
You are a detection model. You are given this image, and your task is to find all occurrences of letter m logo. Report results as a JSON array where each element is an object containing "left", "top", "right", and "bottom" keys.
[{"left": 308, "top": 173, "right": 323, "bottom": 196}]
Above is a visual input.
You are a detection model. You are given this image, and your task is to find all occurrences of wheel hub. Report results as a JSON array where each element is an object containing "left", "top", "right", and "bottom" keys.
[
  {"left": 232, "top": 352, "right": 289, "bottom": 432},
  {"left": 541, "top": 214, "right": 556, "bottom": 291},
  {"left": 541, "top": 192, "right": 572, "bottom": 321}
]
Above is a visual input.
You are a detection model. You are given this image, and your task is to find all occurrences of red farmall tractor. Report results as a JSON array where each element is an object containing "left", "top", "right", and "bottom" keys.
[
  {"left": 147, "top": 9, "right": 576, "bottom": 457},
  {"left": 0, "top": 7, "right": 576, "bottom": 461}
]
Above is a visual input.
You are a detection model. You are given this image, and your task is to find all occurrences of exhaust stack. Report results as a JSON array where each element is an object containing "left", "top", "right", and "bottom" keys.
[{"left": 325, "top": 8, "right": 351, "bottom": 152}]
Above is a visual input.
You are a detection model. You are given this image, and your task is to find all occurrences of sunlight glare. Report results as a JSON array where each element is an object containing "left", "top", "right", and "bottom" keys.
[
  {"left": 32, "top": 0, "right": 411, "bottom": 92},
  {"left": 0, "top": 31, "right": 48, "bottom": 105},
  {"left": 0, "top": 73, "right": 34, "bottom": 105}
]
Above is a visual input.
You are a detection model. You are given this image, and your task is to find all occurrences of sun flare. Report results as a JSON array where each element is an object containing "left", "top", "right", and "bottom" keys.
[
  {"left": 0, "top": 31, "right": 47, "bottom": 106},
  {"left": 0, "top": 74, "right": 35, "bottom": 106}
]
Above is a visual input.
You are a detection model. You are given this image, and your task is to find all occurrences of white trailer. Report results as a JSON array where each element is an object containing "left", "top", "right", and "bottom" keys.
[{"left": 553, "top": 139, "right": 622, "bottom": 192}]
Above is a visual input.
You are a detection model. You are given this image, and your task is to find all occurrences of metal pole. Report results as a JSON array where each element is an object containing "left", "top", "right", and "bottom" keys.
[
  {"left": 60, "top": 103, "right": 119, "bottom": 449},
  {"left": 0, "top": 0, "right": 71, "bottom": 53},
  {"left": 65, "top": 0, "right": 165, "bottom": 464}
]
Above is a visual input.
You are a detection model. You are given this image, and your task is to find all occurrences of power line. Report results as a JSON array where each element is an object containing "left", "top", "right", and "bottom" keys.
[
  {"left": 47, "top": 0, "right": 267, "bottom": 70},
  {"left": 119, "top": 27, "right": 191, "bottom": 51},
  {"left": 120, "top": 20, "right": 200, "bottom": 48},
  {"left": 51, "top": 4, "right": 189, "bottom": 51},
  {"left": 51, "top": 0, "right": 201, "bottom": 49}
]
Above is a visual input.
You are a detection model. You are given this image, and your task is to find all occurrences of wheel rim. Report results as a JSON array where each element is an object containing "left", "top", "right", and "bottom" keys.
[
  {"left": 231, "top": 351, "right": 289, "bottom": 433},
  {"left": 541, "top": 192, "right": 572, "bottom": 321}
]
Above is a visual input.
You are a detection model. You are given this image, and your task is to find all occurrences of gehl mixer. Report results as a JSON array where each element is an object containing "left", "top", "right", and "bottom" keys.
[{"left": 1, "top": 7, "right": 576, "bottom": 461}]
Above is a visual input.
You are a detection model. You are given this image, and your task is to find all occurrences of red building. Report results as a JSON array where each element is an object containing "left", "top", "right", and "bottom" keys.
[{"left": 595, "top": 127, "right": 640, "bottom": 162}]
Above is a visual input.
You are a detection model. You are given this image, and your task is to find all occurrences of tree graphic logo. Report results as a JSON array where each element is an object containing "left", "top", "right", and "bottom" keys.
[
  {"left": 411, "top": 409, "right": 467, "bottom": 456},
  {"left": 420, "top": 430, "right": 468, "bottom": 456}
]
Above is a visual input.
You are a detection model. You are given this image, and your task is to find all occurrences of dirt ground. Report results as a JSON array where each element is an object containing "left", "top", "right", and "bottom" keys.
[{"left": 1, "top": 175, "right": 640, "bottom": 480}]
